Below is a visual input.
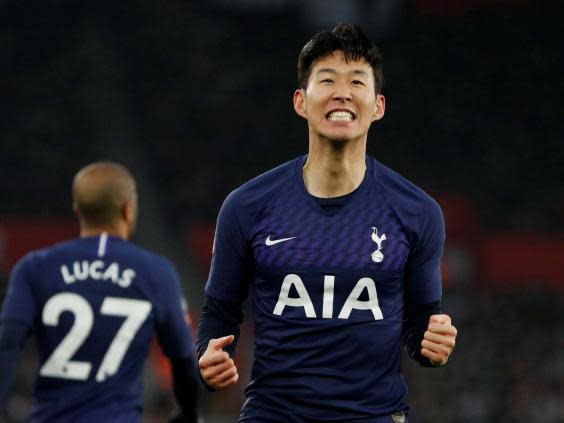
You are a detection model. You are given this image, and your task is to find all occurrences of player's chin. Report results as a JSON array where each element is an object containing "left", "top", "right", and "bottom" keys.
[{"left": 321, "top": 129, "right": 359, "bottom": 143}]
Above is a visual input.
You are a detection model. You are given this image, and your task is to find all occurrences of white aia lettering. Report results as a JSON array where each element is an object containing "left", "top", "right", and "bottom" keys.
[
  {"left": 273, "top": 274, "right": 383, "bottom": 320},
  {"left": 273, "top": 274, "right": 316, "bottom": 317},
  {"left": 60, "top": 261, "right": 136, "bottom": 288}
]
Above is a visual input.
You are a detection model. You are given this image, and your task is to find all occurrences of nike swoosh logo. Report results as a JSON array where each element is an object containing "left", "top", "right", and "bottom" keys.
[{"left": 265, "top": 235, "right": 296, "bottom": 246}]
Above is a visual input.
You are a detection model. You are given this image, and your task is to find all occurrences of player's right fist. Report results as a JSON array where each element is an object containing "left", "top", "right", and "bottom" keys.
[{"left": 198, "top": 335, "right": 239, "bottom": 390}]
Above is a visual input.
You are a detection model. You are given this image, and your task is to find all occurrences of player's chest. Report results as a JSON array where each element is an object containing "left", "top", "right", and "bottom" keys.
[{"left": 250, "top": 208, "right": 411, "bottom": 279}]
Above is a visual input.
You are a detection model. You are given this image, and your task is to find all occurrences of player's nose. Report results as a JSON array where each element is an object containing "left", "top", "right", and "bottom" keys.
[{"left": 332, "top": 81, "right": 352, "bottom": 102}]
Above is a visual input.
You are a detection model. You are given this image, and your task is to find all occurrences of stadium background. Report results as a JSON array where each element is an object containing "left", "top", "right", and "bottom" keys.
[{"left": 1, "top": 0, "right": 563, "bottom": 422}]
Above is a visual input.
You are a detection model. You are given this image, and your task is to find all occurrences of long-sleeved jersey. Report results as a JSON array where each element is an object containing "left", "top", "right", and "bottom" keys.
[{"left": 203, "top": 155, "right": 445, "bottom": 421}]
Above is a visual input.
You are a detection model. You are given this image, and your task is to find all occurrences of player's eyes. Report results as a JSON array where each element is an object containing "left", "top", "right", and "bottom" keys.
[
  {"left": 352, "top": 80, "right": 365, "bottom": 86},
  {"left": 320, "top": 79, "right": 334, "bottom": 84}
]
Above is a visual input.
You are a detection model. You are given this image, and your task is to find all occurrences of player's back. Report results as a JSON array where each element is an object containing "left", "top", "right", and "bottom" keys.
[{"left": 2, "top": 234, "right": 188, "bottom": 423}]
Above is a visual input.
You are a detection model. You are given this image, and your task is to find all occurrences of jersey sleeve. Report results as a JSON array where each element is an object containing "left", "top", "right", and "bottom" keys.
[
  {"left": 205, "top": 190, "right": 252, "bottom": 302},
  {"left": 0, "top": 320, "right": 30, "bottom": 406},
  {"left": 0, "top": 254, "right": 37, "bottom": 328},
  {"left": 405, "top": 198, "right": 445, "bottom": 305},
  {"left": 153, "top": 259, "right": 195, "bottom": 359}
]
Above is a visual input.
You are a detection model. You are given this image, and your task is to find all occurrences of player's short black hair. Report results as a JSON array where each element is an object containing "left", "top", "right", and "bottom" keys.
[{"left": 297, "top": 24, "right": 384, "bottom": 93}]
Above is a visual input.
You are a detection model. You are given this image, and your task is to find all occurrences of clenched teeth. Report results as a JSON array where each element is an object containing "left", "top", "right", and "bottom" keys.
[{"left": 327, "top": 111, "right": 354, "bottom": 121}]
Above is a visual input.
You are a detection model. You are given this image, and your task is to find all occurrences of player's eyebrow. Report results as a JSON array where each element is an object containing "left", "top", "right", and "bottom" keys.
[
  {"left": 316, "top": 68, "right": 338, "bottom": 75},
  {"left": 351, "top": 69, "right": 369, "bottom": 77},
  {"left": 316, "top": 68, "right": 369, "bottom": 77}
]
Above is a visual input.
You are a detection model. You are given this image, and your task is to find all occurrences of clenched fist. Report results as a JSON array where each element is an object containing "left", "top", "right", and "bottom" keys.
[
  {"left": 198, "top": 335, "right": 239, "bottom": 390},
  {"left": 421, "top": 314, "right": 457, "bottom": 366}
]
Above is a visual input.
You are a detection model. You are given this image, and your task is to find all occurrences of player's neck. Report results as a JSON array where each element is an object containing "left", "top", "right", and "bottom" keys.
[
  {"left": 303, "top": 138, "right": 366, "bottom": 198},
  {"left": 80, "top": 223, "right": 129, "bottom": 240}
]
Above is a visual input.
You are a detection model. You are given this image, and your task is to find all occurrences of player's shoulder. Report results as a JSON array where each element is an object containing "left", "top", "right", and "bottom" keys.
[
  {"left": 113, "top": 241, "right": 177, "bottom": 274},
  {"left": 222, "top": 156, "right": 301, "bottom": 213},
  {"left": 370, "top": 156, "right": 442, "bottom": 218},
  {"left": 13, "top": 238, "right": 78, "bottom": 269},
  {"left": 140, "top": 249, "right": 177, "bottom": 274},
  {"left": 229, "top": 157, "right": 299, "bottom": 202},
  {"left": 7, "top": 239, "right": 78, "bottom": 283}
]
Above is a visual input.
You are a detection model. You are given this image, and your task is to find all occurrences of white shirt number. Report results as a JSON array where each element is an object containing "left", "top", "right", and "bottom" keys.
[{"left": 39, "top": 293, "right": 152, "bottom": 382}]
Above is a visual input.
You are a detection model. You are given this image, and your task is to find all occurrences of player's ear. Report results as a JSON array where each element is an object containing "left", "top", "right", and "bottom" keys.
[
  {"left": 372, "top": 94, "right": 385, "bottom": 122},
  {"left": 123, "top": 200, "right": 134, "bottom": 224},
  {"left": 123, "top": 197, "right": 138, "bottom": 235},
  {"left": 72, "top": 202, "right": 80, "bottom": 217},
  {"left": 293, "top": 89, "right": 307, "bottom": 119}
]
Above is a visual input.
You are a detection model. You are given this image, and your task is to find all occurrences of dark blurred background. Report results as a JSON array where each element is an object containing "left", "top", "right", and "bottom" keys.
[{"left": 1, "top": 0, "right": 563, "bottom": 422}]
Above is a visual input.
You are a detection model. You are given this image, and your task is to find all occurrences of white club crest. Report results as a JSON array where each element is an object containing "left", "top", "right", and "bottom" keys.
[{"left": 371, "top": 227, "right": 386, "bottom": 263}]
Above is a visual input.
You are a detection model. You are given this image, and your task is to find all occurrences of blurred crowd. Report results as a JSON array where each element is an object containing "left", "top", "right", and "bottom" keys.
[
  {"left": 404, "top": 286, "right": 564, "bottom": 422},
  {"left": 1, "top": 1, "right": 562, "bottom": 230}
]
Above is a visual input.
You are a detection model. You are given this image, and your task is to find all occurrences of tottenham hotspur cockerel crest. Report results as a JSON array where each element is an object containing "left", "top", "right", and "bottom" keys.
[{"left": 371, "top": 227, "right": 386, "bottom": 263}]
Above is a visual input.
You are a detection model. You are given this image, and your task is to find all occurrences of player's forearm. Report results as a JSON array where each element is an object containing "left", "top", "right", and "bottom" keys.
[
  {"left": 170, "top": 355, "right": 199, "bottom": 423},
  {"left": 402, "top": 300, "right": 440, "bottom": 367},
  {"left": 0, "top": 320, "right": 29, "bottom": 407},
  {"left": 196, "top": 295, "right": 243, "bottom": 359}
]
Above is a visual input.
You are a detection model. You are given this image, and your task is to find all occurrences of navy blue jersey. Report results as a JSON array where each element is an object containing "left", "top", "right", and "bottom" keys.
[
  {"left": 0, "top": 234, "right": 194, "bottom": 423},
  {"left": 206, "top": 155, "right": 445, "bottom": 421}
]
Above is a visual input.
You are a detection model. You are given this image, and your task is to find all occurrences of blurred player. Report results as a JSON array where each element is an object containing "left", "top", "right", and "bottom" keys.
[
  {"left": 0, "top": 161, "right": 199, "bottom": 422},
  {"left": 197, "top": 24, "right": 457, "bottom": 422}
]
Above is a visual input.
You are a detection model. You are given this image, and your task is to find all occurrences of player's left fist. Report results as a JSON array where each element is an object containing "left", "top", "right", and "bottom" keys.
[{"left": 421, "top": 314, "right": 457, "bottom": 366}]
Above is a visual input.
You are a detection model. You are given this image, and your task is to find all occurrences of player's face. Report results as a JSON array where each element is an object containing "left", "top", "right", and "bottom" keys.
[{"left": 293, "top": 51, "right": 385, "bottom": 143}]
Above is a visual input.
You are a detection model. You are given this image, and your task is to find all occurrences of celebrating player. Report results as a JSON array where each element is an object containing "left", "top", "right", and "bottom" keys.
[
  {"left": 197, "top": 24, "right": 457, "bottom": 422},
  {"left": 0, "top": 162, "right": 199, "bottom": 422}
]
